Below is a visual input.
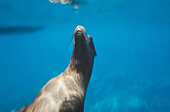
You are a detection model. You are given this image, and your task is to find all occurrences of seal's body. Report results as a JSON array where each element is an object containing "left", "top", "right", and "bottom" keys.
[{"left": 18, "top": 26, "right": 96, "bottom": 112}]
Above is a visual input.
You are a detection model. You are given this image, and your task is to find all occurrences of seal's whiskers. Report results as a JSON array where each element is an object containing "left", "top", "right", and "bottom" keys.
[{"left": 69, "top": 33, "right": 74, "bottom": 50}]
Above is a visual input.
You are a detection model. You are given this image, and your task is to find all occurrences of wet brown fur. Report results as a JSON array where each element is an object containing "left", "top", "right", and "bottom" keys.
[{"left": 18, "top": 26, "right": 96, "bottom": 112}]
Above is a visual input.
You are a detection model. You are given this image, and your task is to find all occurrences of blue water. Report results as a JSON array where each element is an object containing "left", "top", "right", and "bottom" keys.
[{"left": 0, "top": 0, "right": 170, "bottom": 112}]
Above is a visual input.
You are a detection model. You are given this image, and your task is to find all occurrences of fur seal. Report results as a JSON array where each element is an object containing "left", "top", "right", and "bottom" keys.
[{"left": 18, "top": 26, "right": 96, "bottom": 112}]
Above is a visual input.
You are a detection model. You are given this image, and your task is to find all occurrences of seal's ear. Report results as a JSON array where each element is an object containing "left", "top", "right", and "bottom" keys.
[
  {"left": 89, "top": 36, "right": 97, "bottom": 57},
  {"left": 95, "top": 50, "right": 97, "bottom": 57}
]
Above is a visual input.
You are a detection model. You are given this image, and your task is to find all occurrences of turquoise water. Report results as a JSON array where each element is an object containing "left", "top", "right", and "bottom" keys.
[{"left": 0, "top": 0, "right": 170, "bottom": 111}]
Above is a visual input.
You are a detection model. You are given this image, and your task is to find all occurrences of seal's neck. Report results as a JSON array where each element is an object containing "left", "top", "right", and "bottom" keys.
[{"left": 66, "top": 42, "right": 94, "bottom": 90}]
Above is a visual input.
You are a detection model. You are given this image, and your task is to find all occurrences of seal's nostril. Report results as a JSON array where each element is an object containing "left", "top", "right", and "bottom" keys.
[{"left": 77, "top": 30, "right": 81, "bottom": 33}]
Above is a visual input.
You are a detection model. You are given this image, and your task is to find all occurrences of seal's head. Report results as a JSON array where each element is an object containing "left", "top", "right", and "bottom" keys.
[
  {"left": 69, "top": 25, "right": 96, "bottom": 74},
  {"left": 74, "top": 26, "right": 96, "bottom": 63}
]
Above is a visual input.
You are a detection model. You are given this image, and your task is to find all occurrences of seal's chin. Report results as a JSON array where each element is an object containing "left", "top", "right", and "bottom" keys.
[{"left": 75, "top": 30, "right": 83, "bottom": 36}]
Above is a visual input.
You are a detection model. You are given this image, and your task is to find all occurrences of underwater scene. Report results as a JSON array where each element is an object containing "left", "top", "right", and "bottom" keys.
[{"left": 0, "top": 0, "right": 170, "bottom": 111}]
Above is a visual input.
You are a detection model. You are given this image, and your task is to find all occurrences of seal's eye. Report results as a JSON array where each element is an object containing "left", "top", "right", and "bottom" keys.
[{"left": 89, "top": 36, "right": 93, "bottom": 41}]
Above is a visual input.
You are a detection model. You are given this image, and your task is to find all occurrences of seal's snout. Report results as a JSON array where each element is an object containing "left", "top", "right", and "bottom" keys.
[
  {"left": 75, "top": 25, "right": 86, "bottom": 32},
  {"left": 74, "top": 25, "right": 86, "bottom": 36}
]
